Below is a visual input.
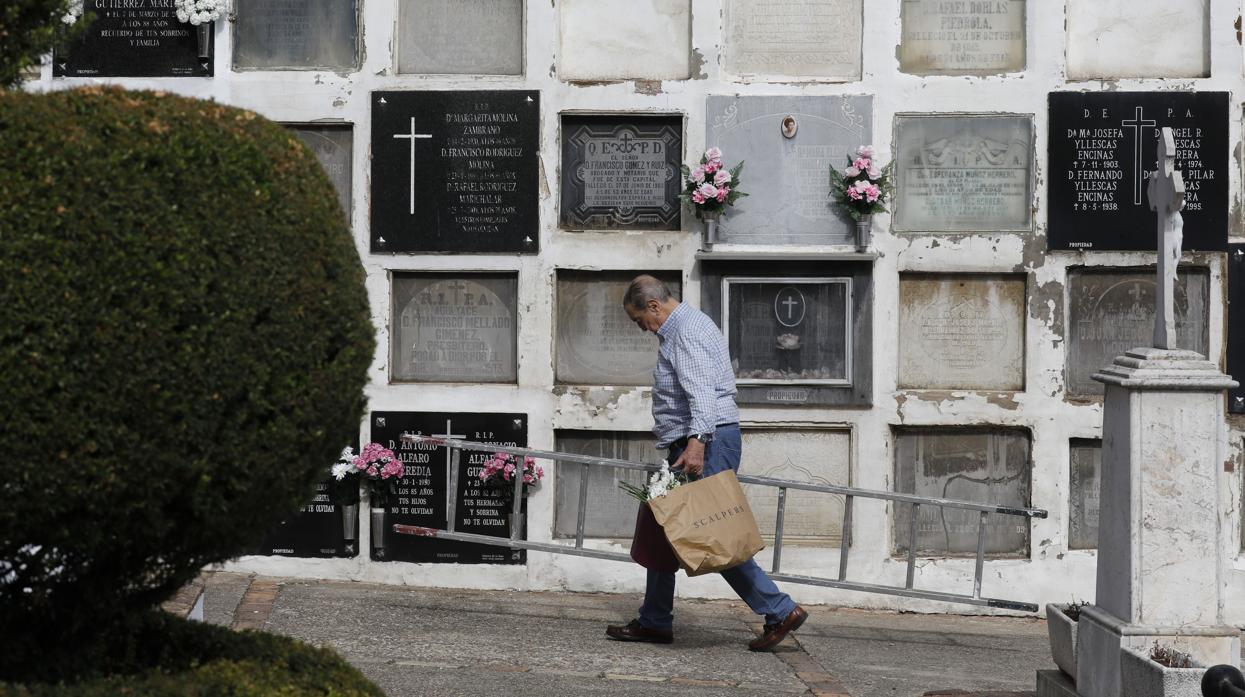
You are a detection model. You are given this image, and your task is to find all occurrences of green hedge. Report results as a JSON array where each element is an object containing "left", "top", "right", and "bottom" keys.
[
  {"left": 0, "top": 611, "right": 383, "bottom": 695},
  {"left": 0, "top": 86, "right": 374, "bottom": 670}
]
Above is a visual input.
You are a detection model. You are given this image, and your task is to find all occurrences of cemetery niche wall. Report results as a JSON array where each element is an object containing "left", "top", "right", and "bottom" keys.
[
  {"left": 371, "top": 90, "right": 540, "bottom": 254},
  {"left": 554, "top": 431, "right": 662, "bottom": 539},
  {"left": 370, "top": 412, "right": 528, "bottom": 564},
  {"left": 397, "top": 0, "right": 524, "bottom": 75},
  {"left": 54, "top": 0, "right": 212, "bottom": 77},
  {"left": 893, "top": 113, "right": 1033, "bottom": 233},
  {"left": 1065, "top": 267, "right": 1209, "bottom": 397},
  {"left": 233, "top": 0, "right": 359, "bottom": 71},
  {"left": 893, "top": 428, "right": 1032, "bottom": 557},
  {"left": 705, "top": 95, "right": 872, "bottom": 246},
  {"left": 555, "top": 270, "right": 681, "bottom": 386},
  {"left": 560, "top": 114, "right": 683, "bottom": 231},
  {"left": 898, "top": 274, "right": 1026, "bottom": 391},
  {"left": 700, "top": 259, "right": 873, "bottom": 407},
  {"left": 898, "top": 0, "right": 1026, "bottom": 75},
  {"left": 390, "top": 273, "right": 518, "bottom": 383},
  {"left": 1047, "top": 91, "right": 1228, "bottom": 251}
]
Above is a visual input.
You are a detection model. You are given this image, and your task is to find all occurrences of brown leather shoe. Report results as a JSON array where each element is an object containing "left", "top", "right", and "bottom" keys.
[
  {"left": 748, "top": 605, "right": 808, "bottom": 651},
  {"left": 605, "top": 618, "right": 673, "bottom": 644}
]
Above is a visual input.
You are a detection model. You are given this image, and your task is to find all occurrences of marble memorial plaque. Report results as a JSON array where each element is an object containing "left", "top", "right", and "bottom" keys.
[
  {"left": 894, "top": 429, "right": 1031, "bottom": 556},
  {"left": 898, "top": 274, "right": 1025, "bottom": 390},
  {"left": 899, "top": 0, "right": 1025, "bottom": 75},
  {"left": 554, "top": 431, "right": 662, "bottom": 539},
  {"left": 1069, "top": 439, "right": 1101, "bottom": 550},
  {"left": 233, "top": 0, "right": 359, "bottom": 70},
  {"left": 391, "top": 273, "right": 518, "bottom": 383},
  {"left": 371, "top": 411, "right": 527, "bottom": 564},
  {"left": 723, "top": 277, "right": 851, "bottom": 384},
  {"left": 706, "top": 95, "right": 872, "bottom": 245},
  {"left": 54, "top": 0, "right": 211, "bottom": 77},
  {"left": 1047, "top": 92, "right": 1228, "bottom": 251},
  {"left": 1228, "top": 244, "right": 1245, "bottom": 413},
  {"left": 289, "top": 125, "right": 352, "bottom": 219},
  {"left": 250, "top": 477, "right": 359, "bottom": 558},
  {"left": 1066, "top": 268, "right": 1209, "bottom": 397},
  {"left": 558, "top": 0, "right": 690, "bottom": 81},
  {"left": 560, "top": 114, "right": 682, "bottom": 231},
  {"left": 556, "top": 271, "right": 681, "bottom": 385},
  {"left": 894, "top": 114, "right": 1033, "bottom": 232},
  {"left": 371, "top": 90, "right": 540, "bottom": 253},
  {"left": 397, "top": 0, "right": 523, "bottom": 75},
  {"left": 722, "top": 0, "right": 862, "bottom": 81},
  {"left": 1066, "top": 0, "right": 1208, "bottom": 79},
  {"left": 740, "top": 429, "right": 850, "bottom": 545}
]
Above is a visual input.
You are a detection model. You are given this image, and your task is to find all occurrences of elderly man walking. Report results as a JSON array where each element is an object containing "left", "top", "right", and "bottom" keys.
[{"left": 605, "top": 274, "right": 807, "bottom": 651}]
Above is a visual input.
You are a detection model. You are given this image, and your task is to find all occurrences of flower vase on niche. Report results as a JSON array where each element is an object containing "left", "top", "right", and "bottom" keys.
[
  {"left": 776, "top": 333, "right": 802, "bottom": 375},
  {"left": 701, "top": 210, "right": 721, "bottom": 249},
  {"left": 855, "top": 214, "right": 873, "bottom": 252},
  {"left": 341, "top": 503, "right": 359, "bottom": 543},
  {"left": 195, "top": 22, "right": 211, "bottom": 59}
]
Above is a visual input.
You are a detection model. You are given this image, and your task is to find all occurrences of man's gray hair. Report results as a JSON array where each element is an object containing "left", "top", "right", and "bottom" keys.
[{"left": 622, "top": 274, "right": 673, "bottom": 310}]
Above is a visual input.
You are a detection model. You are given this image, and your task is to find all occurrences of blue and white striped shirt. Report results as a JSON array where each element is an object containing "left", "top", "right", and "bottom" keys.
[{"left": 651, "top": 303, "right": 740, "bottom": 448}]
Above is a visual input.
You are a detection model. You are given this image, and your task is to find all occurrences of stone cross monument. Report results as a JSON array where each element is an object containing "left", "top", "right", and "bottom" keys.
[
  {"left": 1039, "top": 128, "right": 1239, "bottom": 697},
  {"left": 1147, "top": 127, "right": 1185, "bottom": 349}
]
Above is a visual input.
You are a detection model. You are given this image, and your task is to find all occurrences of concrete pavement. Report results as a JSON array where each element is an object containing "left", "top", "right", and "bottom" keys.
[{"left": 196, "top": 570, "right": 1091, "bottom": 696}]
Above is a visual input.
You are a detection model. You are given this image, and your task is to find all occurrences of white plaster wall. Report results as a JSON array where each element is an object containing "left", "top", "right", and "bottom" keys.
[{"left": 28, "top": 0, "right": 1245, "bottom": 620}]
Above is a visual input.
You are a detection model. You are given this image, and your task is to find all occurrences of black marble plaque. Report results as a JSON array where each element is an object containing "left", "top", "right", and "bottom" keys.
[
  {"left": 1047, "top": 92, "right": 1228, "bottom": 251},
  {"left": 54, "top": 0, "right": 213, "bottom": 77},
  {"left": 370, "top": 411, "right": 527, "bottom": 565},
  {"left": 560, "top": 114, "right": 683, "bottom": 231},
  {"left": 370, "top": 90, "right": 539, "bottom": 254},
  {"left": 1229, "top": 245, "right": 1245, "bottom": 413},
  {"left": 250, "top": 478, "right": 360, "bottom": 558},
  {"left": 700, "top": 259, "right": 873, "bottom": 407}
]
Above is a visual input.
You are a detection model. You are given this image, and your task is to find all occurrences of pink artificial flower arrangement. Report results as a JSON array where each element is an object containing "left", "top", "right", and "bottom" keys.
[
  {"left": 679, "top": 147, "right": 747, "bottom": 219},
  {"left": 337, "top": 442, "right": 405, "bottom": 505},
  {"left": 479, "top": 452, "right": 544, "bottom": 496},
  {"left": 829, "top": 145, "right": 894, "bottom": 221}
]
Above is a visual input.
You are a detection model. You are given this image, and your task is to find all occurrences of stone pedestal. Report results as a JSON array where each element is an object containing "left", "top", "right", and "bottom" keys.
[{"left": 1073, "top": 348, "right": 1239, "bottom": 697}]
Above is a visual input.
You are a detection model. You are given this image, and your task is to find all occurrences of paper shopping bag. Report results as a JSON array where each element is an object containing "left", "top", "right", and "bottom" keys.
[
  {"left": 647, "top": 470, "right": 764, "bottom": 577},
  {"left": 629, "top": 502, "right": 680, "bottom": 573}
]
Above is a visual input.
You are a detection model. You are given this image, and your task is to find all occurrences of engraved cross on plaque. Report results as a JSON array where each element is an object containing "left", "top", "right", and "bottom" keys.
[
  {"left": 1122, "top": 106, "right": 1157, "bottom": 206},
  {"left": 1146, "top": 127, "right": 1185, "bottom": 349},
  {"left": 432, "top": 419, "right": 466, "bottom": 527},
  {"left": 393, "top": 117, "right": 433, "bottom": 215}
]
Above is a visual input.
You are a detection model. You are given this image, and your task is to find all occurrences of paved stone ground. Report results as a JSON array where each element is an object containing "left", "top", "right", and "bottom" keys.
[{"left": 199, "top": 571, "right": 1089, "bottom": 696}]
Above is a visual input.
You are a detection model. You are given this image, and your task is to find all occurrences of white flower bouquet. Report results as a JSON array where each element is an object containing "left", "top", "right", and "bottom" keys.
[
  {"left": 619, "top": 461, "right": 688, "bottom": 502},
  {"left": 174, "top": 0, "right": 223, "bottom": 25}
]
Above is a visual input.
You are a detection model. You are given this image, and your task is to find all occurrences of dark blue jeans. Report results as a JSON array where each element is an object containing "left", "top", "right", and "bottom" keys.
[{"left": 638, "top": 424, "right": 797, "bottom": 630}]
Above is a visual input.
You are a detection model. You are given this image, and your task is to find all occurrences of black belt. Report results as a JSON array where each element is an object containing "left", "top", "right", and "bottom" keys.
[{"left": 667, "top": 423, "right": 739, "bottom": 450}]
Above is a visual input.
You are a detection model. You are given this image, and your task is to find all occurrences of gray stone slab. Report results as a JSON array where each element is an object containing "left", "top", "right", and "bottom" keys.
[
  {"left": 233, "top": 0, "right": 359, "bottom": 70},
  {"left": 558, "top": 0, "right": 691, "bottom": 81},
  {"left": 898, "top": 274, "right": 1026, "bottom": 390},
  {"left": 1068, "top": 439, "right": 1100, "bottom": 550},
  {"left": 722, "top": 0, "right": 862, "bottom": 81},
  {"left": 391, "top": 274, "right": 518, "bottom": 383},
  {"left": 554, "top": 431, "right": 663, "bottom": 539},
  {"left": 202, "top": 571, "right": 253, "bottom": 627},
  {"left": 899, "top": 0, "right": 1026, "bottom": 75},
  {"left": 740, "top": 428, "right": 850, "bottom": 545},
  {"left": 289, "top": 124, "right": 352, "bottom": 219},
  {"left": 894, "top": 429, "right": 1032, "bottom": 556},
  {"left": 556, "top": 271, "right": 679, "bottom": 385},
  {"left": 1065, "top": 268, "right": 1209, "bottom": 397},
  {"left": 397, "top": 0, "right": 523, "bottom": 75},
  {"left": 893, "top": 114, "right": 1033, "bottom": 232},
  {"left": 706, "top": 95, "right": 872, "bottom": 245}
]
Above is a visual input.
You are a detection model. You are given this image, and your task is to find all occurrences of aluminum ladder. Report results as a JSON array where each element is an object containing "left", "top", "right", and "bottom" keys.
[{"left": 393, "top": 434, "right": 1048, "bottom": 613}]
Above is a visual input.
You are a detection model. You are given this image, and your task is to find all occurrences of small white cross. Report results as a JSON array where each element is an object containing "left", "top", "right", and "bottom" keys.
[
  {"left": 432, "top": 419, "right": 467, "bottom": 519},
  {"left": 1122, "top": 107, "right": 1157, "bottom": 206},
  {"left": 1147, "top": 127, "right": 1185, "bottom": 350},
  {"left": 782, "top": 296, "right": 799, "bottom": 319},
  {"left": 393, "top": 117, "right": 433, "bottom": 215}
]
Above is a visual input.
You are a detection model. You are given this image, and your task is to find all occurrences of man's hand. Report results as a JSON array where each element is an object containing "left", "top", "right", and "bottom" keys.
[{"left": 673, "top": 438, "right": 705, "bottom": 478}]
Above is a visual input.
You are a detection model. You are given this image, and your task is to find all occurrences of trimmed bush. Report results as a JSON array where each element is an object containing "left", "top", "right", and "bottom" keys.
[
  {"left": 0, "top": 611, "right": 384, "bottom": 694},
  {"left": 0, "top": 86, "right": 374, "bottom": 673}
]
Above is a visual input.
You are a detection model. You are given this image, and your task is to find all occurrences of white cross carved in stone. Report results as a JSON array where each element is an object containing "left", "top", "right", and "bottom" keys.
[
  {"left": 1122, "top": 106, "right": 1157, "bottom": 206},
  {"left": 393, "top": 117, "right": 433, "bottom": 215},
  {"left": 432, "top": 420, "right": 467, "bottom": 519},
  {"left": 1147, "top": 127, "right": 1185, "bottom": 350}
]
